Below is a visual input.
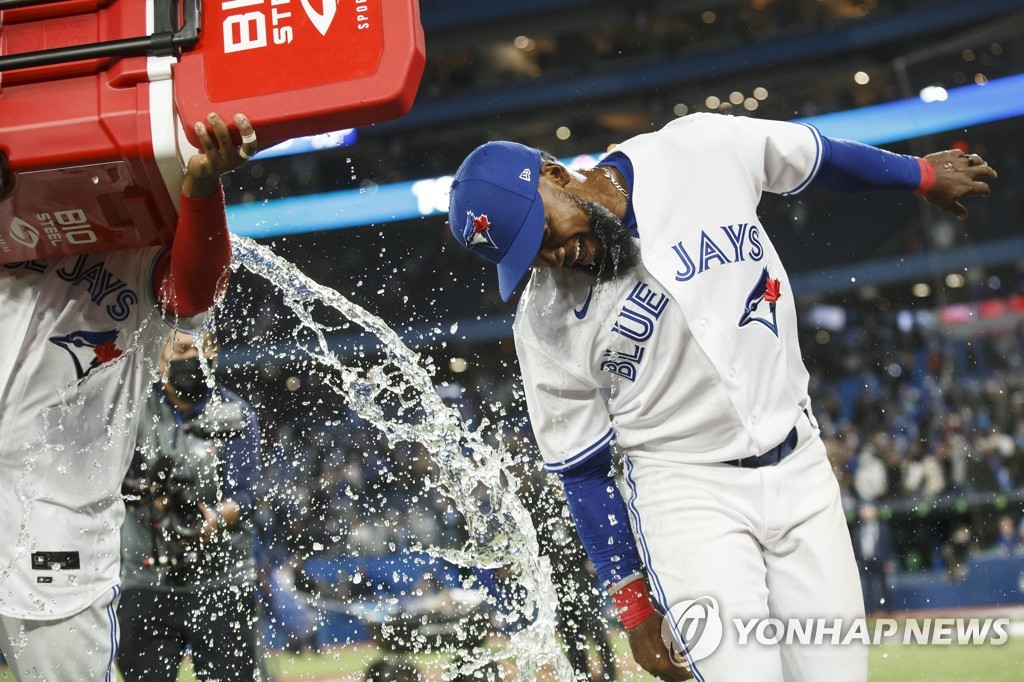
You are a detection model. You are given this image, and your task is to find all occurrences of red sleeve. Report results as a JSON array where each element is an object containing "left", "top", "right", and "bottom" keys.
[{"left": 152, "top": 188, "right": 231, "bottom": 318}]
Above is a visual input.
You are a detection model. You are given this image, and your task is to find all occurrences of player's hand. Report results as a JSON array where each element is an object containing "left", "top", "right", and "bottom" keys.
[
  {"left": 627, "top": 612, "right": 694, "bottom": 681},
  {"left": 196, "top": 503, "right": 221, "bottom": 543},
  {"left": 183, "top": 112, "right": 258, "bottom": 198},
  {"left": 922, "top": 149, "right": 996, "bottom": 219}
]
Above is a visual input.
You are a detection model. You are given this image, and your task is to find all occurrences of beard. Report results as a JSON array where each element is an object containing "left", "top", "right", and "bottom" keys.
[{"left": 567, "top": 194, "right": 641, "bottom": 282}]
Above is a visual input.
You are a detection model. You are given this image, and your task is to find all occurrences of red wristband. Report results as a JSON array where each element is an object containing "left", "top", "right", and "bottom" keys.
[
  {"left": 610, "top": 578, "right": 656, "bottom": 630},
  {"left": 915, "top": 157, "right": 935, "bottom": 195}
]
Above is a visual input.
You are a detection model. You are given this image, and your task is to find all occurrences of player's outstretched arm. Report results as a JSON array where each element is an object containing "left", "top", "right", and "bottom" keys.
[
  {"left": 628, "top": 611, "right": 694, "bottom": 681},
  {"left": 805, "top": 134, "right": 997, "bottom": 222},
  {"left": 920, "top": 150, "right": 997, "bottom": 219}
]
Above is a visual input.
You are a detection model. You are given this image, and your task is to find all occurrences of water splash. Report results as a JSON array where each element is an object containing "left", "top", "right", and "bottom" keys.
[{"left": 230, "top": 236, "right": 574, "bottom": 680}]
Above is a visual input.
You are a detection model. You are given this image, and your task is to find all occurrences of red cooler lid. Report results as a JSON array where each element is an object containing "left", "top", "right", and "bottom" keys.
[{"left": 173, "top": 0, "right": 425, "bottom": 148}]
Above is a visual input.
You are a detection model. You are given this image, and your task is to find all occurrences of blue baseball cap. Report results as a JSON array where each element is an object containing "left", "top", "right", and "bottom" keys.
[{"left": 448, "top": 141, "right": 545, "bottom": 301}]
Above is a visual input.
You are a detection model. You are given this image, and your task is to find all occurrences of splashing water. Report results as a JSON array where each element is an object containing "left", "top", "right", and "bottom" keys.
[{"left": 230, "top": 236, "right": 574, "bottom": 680}]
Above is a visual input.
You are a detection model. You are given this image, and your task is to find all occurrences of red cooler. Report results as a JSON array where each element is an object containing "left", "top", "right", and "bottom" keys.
[{"left": 0, "top": 0, "right": 425, "bottom": 264}]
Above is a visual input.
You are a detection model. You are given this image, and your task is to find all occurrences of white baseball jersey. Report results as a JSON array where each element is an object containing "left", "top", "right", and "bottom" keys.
[
  {"left": 0, "top": 248, "right": 169, "bottom": 619},
  {"left": 515, "top": 114, "right": 822, "bottom": 471}
]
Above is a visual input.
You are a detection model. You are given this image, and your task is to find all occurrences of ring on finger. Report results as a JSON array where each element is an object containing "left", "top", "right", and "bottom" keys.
[{"left": 239, "top": 148, "right": 251, "bottom": 160}]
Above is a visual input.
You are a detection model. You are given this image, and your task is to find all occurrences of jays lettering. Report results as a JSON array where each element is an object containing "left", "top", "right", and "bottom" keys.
[
  {"left": 4, "top": 260, "right": 48, "bottom": 273},
  {"left": 56, "top": 255, "right": 138, "bottom": 322},
  {"left": 601, "top": 282, "right": 669, "bottom": 382},
  {"left": 673, "top": 223, "right": 764, "bottom": 282}
]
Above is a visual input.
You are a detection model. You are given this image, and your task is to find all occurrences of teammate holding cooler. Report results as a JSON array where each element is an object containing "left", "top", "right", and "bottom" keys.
[
  {"left": 0, "top": 114, "right": 257, "bottom": 681},
  {"left": 448, "top": 113, "right": 996, "bottom": 681}
]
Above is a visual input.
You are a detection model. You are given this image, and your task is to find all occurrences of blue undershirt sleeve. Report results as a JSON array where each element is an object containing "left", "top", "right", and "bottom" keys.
[
  {"left": 810, "top": 135, "right": 921, "bottom": 193},
  {"left": 556, "top": 443, "right": 644, "bottom": 588}
]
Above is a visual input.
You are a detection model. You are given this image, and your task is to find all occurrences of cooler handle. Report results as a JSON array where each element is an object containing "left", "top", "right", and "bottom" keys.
[
  {"left": 0, "top": 0, "right": 200, "bottom": 73},
  {"left": 0, "top": 0, "right": 103, "bottom": 10}
]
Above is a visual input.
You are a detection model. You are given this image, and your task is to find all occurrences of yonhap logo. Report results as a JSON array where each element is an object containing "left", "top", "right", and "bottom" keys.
[{"left": 661, "top": 596, "right": 724, "bottom": 668}]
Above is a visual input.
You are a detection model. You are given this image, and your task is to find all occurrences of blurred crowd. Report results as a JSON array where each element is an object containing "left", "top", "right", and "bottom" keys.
[
  {"left": 185, "top": 0, "right": 1024, "bottom": 659},
  {"left": 228, "top": 290, "right": 1024, "bottom": 580},
  {"left": 238, "top": 120, "right": 1024, "bottom": 332},
  {"left": 214, "top": 280, "right": 1024, "bottom": 658},
  {"left": 231, "top": 0, "right": 1024, "bottom": 199},
  {"left": 807, "top": 318, "right": 1024, "bottom": 505}
]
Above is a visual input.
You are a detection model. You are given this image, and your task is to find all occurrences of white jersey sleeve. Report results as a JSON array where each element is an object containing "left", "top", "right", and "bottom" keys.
[
  {"left": 719, "top": 114, "right": 824, "bottom": 196},
  {"left": 514, "top": 333, "right": 613, "bottom": 473}
]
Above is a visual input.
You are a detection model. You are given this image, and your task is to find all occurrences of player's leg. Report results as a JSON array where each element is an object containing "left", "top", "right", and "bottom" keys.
[
  {"left": 116, "top": 587, "right": 188, "bottom": 682},
  {"left": 188, "top": 585, "right": 258, "bottom": 681},
  {"left": 761, "top": 435, "right": 868, "bottom": 682},
  {"left": 0, "top": 586, "right": 120, "bottom": 682},
  {"left": 623, "top": 456, "right": 785, "bottom": 682}
]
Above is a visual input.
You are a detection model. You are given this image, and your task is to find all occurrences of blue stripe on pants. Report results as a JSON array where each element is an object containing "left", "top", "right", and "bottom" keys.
[{"left": 623, "top": 458, "right": 706, "bottom": 682}]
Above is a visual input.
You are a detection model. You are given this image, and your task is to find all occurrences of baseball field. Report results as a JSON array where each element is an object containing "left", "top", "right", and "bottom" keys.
[
  {"left": 177, "top": 620, "right": 1024, "bottom": 682},
  {"left": 1, "top": 627, "right": 1019, "bottom": 681}
]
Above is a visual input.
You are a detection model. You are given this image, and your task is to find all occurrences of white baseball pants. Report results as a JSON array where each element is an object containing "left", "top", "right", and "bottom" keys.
[
  {"left": 623, "top": 415, "right": 868, "bottom": 682},
  {"left": 0, "top": 585, "right": 120, "bottom": 681}
]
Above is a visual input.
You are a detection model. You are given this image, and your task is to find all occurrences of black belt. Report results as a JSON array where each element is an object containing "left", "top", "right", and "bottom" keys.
[{"left": 729, "top": 425, "right": 799, "bottom": 469}]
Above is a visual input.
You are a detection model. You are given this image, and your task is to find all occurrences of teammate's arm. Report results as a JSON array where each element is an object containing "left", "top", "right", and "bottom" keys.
[
  {"left": 558, "top": 447, "right": 691, "bottom": 681},
  {"left": 152, "top": 113, "right": 259, "bottom": 318},
  {"left": 809, "top": 135, "right": 997, "bottom": 218}
]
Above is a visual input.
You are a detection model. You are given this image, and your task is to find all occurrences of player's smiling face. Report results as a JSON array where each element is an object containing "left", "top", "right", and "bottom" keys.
[
  {"left": 531, "top": 164, "right": 640, "bottom": 280},
  {"left": 533, "top": 183, "right": 602, "bottom": 270}
]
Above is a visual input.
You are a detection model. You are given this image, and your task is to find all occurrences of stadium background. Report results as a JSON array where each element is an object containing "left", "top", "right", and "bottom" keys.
[{"left": 222, "top": 0, "right": 1024, "bottom": 678}]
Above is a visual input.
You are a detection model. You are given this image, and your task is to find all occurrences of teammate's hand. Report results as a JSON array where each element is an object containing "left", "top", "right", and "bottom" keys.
[
  {"left": 627, "top": 612, "right": 694, "bottom": 681},
  {"left": 922, "top": 149, "right": 996, "bottom": 219},
  {"left": 183, "top": 112, "right": 258, "bottom": 198}
]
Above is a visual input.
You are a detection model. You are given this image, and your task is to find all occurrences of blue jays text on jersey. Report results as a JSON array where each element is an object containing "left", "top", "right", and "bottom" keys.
[
  {"left": 600, "top": 281, "right": 669, "bottom": 382},
  {"left": 672, "top": 222, "right": 764, "bottom": 282},
  {"left": 55, "top": 254, "right": 140, "bottom": 322}
]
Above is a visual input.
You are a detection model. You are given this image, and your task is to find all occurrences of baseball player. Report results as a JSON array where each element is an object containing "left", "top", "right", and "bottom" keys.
[
  {"left": 447, "top": 113, "right": 995, "bottom": 681},
  {"left": 0, "top": 113, "right": 257, "bottom": 681}
]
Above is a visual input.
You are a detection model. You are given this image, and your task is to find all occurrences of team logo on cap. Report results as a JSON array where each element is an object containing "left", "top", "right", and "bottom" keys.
[
  {"left": 739, "top": 267, "right": 781, "bottom": 337},
  {"left": 49, "top": 329, "right": 125, "bottom": 381},
  {"left": 463, "top": 212, "right": 498, "bottom": 250}
]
